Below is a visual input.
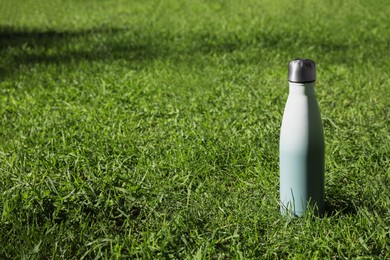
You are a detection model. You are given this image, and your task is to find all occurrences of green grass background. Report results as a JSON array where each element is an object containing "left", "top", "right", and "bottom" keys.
[{"left": 0, "top": 0, "right": 389, "bottom": 258}]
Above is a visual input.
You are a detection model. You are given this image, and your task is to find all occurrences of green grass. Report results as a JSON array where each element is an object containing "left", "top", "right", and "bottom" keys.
[{"left": 0, "top": 0, "right": 389, "bottom": 258}]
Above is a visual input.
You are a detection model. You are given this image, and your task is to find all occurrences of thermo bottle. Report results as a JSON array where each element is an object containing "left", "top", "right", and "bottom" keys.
[{"left": 280, "top": 58, "right": 325, "bottom": 217}]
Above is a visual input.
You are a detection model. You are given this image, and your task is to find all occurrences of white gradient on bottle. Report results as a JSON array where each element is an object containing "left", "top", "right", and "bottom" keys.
[{"left": 280, "top": 82, "right": 324, "bottom": 216}]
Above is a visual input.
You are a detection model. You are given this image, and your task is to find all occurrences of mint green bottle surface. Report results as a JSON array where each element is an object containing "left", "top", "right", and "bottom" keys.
[{"left": 280, "top": 59, "right": 325, "bottom": 217}]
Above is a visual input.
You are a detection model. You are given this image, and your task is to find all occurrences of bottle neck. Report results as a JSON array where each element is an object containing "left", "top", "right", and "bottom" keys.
[{"left": 288, "top": 82, "right": 315, "bottom": 95}]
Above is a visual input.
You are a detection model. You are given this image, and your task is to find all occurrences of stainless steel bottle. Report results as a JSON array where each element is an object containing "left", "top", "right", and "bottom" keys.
[{"left": 279, "top": 58, "right": 325, "bottom": 216}]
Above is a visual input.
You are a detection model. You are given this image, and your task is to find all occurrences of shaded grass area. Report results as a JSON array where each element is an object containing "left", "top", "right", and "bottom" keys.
[
  {"left": 0, "top": 0, "right": 389, "bottom": 258},
  {"left": 1, "top": 25, "right": 389, "bottom": 71}
]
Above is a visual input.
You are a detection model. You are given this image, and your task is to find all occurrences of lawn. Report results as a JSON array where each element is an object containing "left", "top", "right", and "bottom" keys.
[{"left": 0, "top": 0, "right": 389, "bottom": 258}]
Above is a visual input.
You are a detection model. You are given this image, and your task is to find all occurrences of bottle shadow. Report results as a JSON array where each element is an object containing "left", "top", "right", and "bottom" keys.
[{"left": 324, "top": 195, "right": 358, "bottom": 216}]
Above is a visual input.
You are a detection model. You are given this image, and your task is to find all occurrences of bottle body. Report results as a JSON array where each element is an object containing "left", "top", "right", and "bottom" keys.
[{"left": 280, "top": 82, "right": 324, "bottom": 216}]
